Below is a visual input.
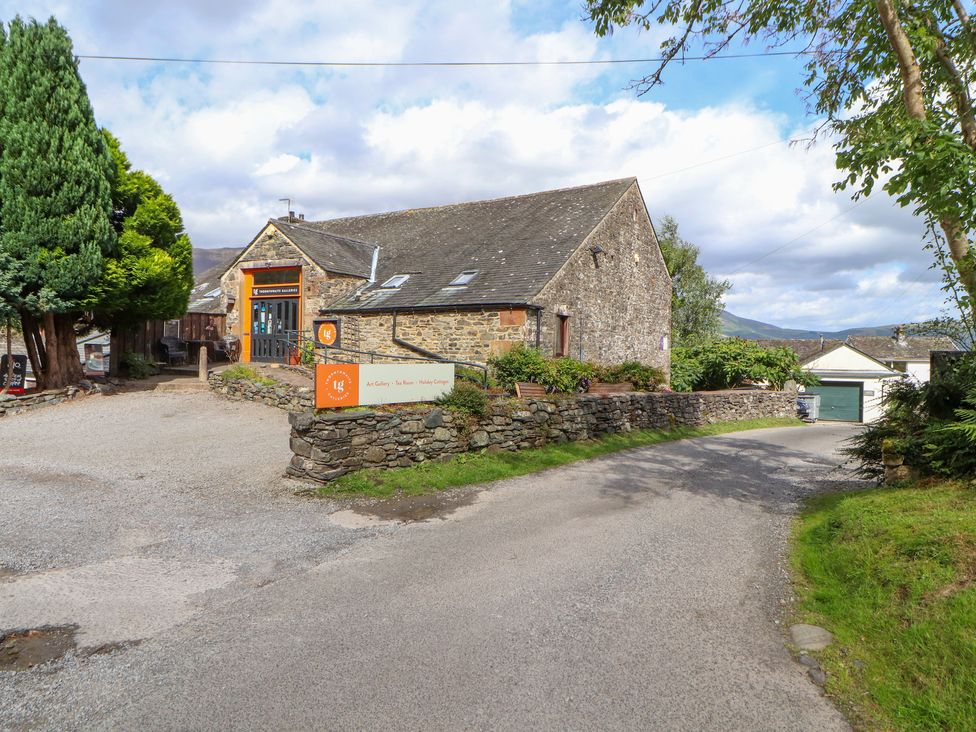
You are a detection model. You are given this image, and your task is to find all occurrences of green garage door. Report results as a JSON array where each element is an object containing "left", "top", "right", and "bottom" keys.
[{"left": 813, "top": 382, "right": 863, "bottom": 422}]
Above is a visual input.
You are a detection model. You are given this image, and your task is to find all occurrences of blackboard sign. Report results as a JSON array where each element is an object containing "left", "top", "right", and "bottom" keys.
[{"left": 0, "top": 354, "right": 28, "bottom": 394}]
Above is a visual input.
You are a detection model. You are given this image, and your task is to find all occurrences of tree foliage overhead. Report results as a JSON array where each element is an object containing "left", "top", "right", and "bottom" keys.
[
  {"left": 0, "top": 15, "right": 115, "bottom": 317},
  {"left": 657, "top": 215, "right": 730, "bottom": 345},
  {"left": 587, "top": 0, "right": 976, "bottom": 319},
  {"left": 90, "top": 130, "right": 193, "bottom": 327}
]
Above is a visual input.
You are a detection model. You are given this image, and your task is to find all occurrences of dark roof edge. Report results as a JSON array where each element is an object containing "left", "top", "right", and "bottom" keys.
[
  {"left": 321, "top": 302, "right": 543, "bottom": 315},
  {"left": 312, "top": 177, "right": 639, "bottom": 228},
  {"left": 272, "top": 219, "right": 381, "bottom": 253},
  {"left": 528, "top": 178, "right": 639, "bottom": 300},
  {"left": 270, "top": 223, "right": 371, "bottom": 279}
]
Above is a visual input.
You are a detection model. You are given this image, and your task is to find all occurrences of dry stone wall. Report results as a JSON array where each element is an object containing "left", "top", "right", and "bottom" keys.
[
  {"left": 0, "top": 386, "right": 86, "bottom": 418},
  {"left": 208, "top": 372, "right": 314, "bottom": 411},
  {"left": 287, "top": 389, "right": 796, "bottom": 482}
]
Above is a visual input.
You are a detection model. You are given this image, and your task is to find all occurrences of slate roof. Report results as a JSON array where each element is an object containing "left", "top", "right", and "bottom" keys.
[
  {"left": 288, "top": 177, "right": 637, "bottom": 311},
  {"left": 847, "top": 335, "right": 959, "bottom": 361},
  {"left": 756, "top": 339, "right": 845, "bottom": 364},
  {"left": 272, "top": 221, "right": 375, "bottom": 279}
]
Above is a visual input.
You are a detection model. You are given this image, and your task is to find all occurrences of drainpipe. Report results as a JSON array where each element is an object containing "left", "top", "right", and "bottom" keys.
[{"left": 535, "top": 308, "right": 542, "bottom": 349}]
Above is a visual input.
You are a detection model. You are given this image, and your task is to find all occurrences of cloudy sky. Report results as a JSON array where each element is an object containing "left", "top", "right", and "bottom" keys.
[{"left": 2, "top": 0, "right": 948, "bottom": 330}]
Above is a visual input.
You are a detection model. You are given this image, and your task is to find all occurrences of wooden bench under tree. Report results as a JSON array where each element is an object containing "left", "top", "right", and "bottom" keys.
[
  {"left": 587, "top": 382, "right": 634, "bottom": 395},
  {"left": 515, "top": 382, "right": 548, "bottom": 398}
]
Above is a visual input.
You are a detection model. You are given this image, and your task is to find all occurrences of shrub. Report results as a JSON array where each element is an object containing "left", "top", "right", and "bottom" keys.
[
  {"left": 669, "top": 347, "right": 703, "bottom": 392},
  {"left": 600, "top": 361, "right": 665, "bottom": 391},
  {"left": 121, "top": 352, "right": 157, "bottom": 379},
  {"left": 436, "top": 381, "right": 489, "bottom": 417},
  {"left": 845, "top": 355, "right": 976, "bottom": 481},
  {"left": 299, "top": 340, "right": 317, "bottom": 367},
  {"left": 670, "top": 338, "right": 815, "bottom": 391},
  {"left": 220, "top": 364, "right": 276, "bottom": 386},
  {"left": 488, "top": 345, "right": 550, "bottom": 390},
  {"left": 488, "top": 345, "right": 597, "bottom": 393}
]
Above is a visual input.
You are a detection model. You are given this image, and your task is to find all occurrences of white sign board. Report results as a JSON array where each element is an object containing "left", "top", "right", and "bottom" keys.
[
  {"left": 315, "top": 362, "right": 455, "bottom": 408},
  {"left": 359, "top": 363, "right": 454, "bottom": 405}
]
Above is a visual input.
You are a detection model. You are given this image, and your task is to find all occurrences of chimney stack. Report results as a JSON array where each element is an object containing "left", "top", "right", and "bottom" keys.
[
  {"left": 288, "top": 210, "right": 296, "bottom": 221},
  {"left": 299, "top": 213, "right": 305, "bottom": 220},
  {"left": 894, "top": 325, "right": 907, "bottom": 345},
  {"left": 819, "top": 334, "right": 825, "bottom": 350}
]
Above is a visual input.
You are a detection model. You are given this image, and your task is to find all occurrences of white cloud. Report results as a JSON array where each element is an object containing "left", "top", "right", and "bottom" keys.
[{"left": 0, "top": 0, "right": 947, "bottom": 330}]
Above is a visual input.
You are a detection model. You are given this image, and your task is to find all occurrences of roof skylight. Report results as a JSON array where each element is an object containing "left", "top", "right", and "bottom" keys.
[
  {"left": 380, "top": 274, "right": 410, "bottom": 288},
  {"left": 448, "top": 270, "right": 478, "bottom": 286}
]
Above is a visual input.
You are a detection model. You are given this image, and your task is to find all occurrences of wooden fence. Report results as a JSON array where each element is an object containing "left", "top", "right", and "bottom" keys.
[{"left": 110, "top": 313, "right": 227, "bottom": 374}]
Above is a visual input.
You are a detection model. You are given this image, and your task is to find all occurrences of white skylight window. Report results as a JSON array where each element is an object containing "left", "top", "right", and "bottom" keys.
[
  {"left": 205, "top": 288, "right": 222, "bottom": 298},
  {"left": 448, "top": 270, "right": 478, "bottom": 287},
  {"left": 380, "top": 274, "right": 410, "bottom": 289}
]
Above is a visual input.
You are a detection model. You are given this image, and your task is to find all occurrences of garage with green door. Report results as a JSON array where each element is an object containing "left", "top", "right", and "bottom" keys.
[{"left": 813, "top": 381, "right": 863, "bottom": 422}]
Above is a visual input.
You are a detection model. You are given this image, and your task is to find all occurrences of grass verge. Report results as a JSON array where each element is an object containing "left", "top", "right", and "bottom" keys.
[
  {"left": 316, "top": 416, "right": 802, "bottom": 499},
  {"left": 790, "top": 480, "right": 976, "bottom": 730}
]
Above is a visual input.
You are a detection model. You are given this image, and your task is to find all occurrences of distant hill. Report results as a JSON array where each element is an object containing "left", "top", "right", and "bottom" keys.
[
  {"left": 721, "top": 310, "right": 896, "bottom": 340},
  {"left": 192, "top": 247, "right": 241, "bottom": 283}
]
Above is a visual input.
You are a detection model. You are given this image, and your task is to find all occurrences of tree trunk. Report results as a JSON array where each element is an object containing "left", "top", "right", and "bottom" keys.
[
  {"left": 875, "top": 0, "right": 976, "bottom": 319},
  {"left": 20, "top": 312, "right": 47, "bottom": 391},
  {"left": 41, "top": 312, "right": 83, "bottom": 389}
]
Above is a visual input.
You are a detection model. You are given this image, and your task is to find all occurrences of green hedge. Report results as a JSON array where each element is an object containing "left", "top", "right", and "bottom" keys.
[{"left": 488, "top": 345, "right": 664, "bottom": 394}]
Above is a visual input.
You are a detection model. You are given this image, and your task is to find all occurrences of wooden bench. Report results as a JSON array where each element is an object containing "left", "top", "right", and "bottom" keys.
[
  {"left": 515, "top": 382, "right": 548, "bottom": 398},
  {"left": 587, "top": 382, "right": 634, "bottom": 395}
]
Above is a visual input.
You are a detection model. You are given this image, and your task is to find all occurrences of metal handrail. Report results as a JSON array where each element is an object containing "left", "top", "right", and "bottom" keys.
[{"left": 276, "top": 330, "right": 489, "bottom": 386}]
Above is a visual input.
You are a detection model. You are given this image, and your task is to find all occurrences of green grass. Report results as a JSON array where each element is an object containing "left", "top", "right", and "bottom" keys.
[
  {"left": 791, "top": 481, "right": 976, "bottom": 730},
  {"left": 316, "top": 417, "right": 802, "bottom": 499},
  {"left": 220, "top": 364, "right": 277, "bottom": 387}
]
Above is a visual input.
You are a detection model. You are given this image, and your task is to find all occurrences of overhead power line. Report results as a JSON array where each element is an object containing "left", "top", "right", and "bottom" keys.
[
  {"left": 726, "top": 198, "right": 869, "bottom": 277},
  {"left": 76, "top": 49, "right": 812, "bottom": 68}
]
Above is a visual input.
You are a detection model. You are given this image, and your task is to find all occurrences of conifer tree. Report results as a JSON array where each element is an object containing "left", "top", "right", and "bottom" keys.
[
  {"left": 0, "top": 16, "right": 115, "bottom": 388},
  {"left": 90, "top": 130, "right": 193, "bottom": 328}
]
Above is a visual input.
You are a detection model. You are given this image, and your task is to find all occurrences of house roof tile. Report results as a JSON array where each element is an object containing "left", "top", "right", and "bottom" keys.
[{"left": 294, "top": 177, "right": 637, "bottom": 311}]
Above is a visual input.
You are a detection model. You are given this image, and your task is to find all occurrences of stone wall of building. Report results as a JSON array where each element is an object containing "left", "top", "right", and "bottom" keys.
[
  {"left": 221, "top": 224, "right": 364, "bottom": 340},
  {"left": 208, "top": 371, "right": 314, "bottom": 411},
  {"left": 0, "top": 386, "right": 86, "bottom": 418},
  {"left": 320, "top": 307, "right": 533, "bottom": 363},
  {"left": 532, "top": 182, "right": 672, "bottom": 377},
  {"left": 287, "top": 389, "right": 796, "bottom": 482}
]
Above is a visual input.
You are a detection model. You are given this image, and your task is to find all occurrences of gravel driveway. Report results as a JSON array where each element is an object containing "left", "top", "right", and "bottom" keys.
[{"left": 0, "top": 392, "right": 855, "bottom": 730}]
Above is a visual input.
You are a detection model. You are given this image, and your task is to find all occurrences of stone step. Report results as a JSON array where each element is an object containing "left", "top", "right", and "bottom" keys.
[{"left": 153, "top": 379, "right": 211, "bottom": 393}]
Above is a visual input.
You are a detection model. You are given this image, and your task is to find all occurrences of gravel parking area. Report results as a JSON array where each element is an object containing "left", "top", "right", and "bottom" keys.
[{"left": 0, "top": 391, "right": 388, "bottom": 714}]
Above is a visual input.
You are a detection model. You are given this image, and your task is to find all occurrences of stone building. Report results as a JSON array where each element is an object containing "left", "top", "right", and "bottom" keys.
[{"left": 210, "top": 178, "right": 672, "bottom": 375}]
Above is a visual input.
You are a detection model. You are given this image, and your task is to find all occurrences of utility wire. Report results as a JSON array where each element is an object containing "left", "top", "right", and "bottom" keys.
[
  {"left": 726, "top": 198, "right": 868, "bottom": 277},
  {"left": 76, "top": 49, "right": 813, "bottom": 68},
  {"left": 643, "top": 139, "right": 789, "bottom": 181}
]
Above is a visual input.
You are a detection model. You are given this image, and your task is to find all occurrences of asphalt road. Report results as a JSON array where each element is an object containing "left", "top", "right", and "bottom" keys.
[{"left": 0, "top": 393, "right": 855, "bottom": 730}]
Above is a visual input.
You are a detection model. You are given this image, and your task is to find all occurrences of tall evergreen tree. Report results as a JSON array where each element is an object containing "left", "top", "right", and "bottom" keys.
[
  {"left": 0, "top": 16, "right": 115, "bottom": 388},
  {"left": 90, "top": 130, "right": 193, "bottom": 328}
]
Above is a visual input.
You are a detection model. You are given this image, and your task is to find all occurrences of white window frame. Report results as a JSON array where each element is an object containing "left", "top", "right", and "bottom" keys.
[
  {"left": 380, "top": 274, "right": 410, "bottom": 289},
  {"left": 448, "top": 270, "right": 478, "bottom": 286}
]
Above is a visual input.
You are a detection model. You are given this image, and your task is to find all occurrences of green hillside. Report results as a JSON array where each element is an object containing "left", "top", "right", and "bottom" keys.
[{"left": 721, "top": 310, "right": 896, "bottom": 340}]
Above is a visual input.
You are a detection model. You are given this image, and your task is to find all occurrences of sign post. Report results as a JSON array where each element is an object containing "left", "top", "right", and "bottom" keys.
[{"left": 315, "top": 363, "right": 454, "bottom": 409}]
